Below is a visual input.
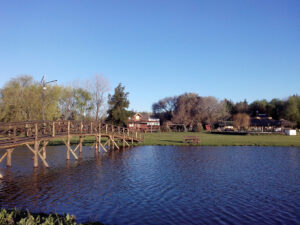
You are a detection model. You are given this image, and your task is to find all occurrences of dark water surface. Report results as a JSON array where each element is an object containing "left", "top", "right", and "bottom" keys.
[{"left": 0, "top": 146, "right": 300, "bottom": 224}]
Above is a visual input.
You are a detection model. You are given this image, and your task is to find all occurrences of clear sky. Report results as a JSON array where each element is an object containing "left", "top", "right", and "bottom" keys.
[{"left": 0, "top": 0, "right": 299, "bottom": 112}]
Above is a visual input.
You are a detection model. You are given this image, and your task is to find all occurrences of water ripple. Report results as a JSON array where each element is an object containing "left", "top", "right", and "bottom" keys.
[{"left": 0, "top": 146, "right": 300, "bottom": 224}]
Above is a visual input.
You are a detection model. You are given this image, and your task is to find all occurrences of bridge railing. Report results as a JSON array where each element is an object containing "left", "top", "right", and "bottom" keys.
[{"left": 0, "top": 120, "right": 143, "bottom": 148}]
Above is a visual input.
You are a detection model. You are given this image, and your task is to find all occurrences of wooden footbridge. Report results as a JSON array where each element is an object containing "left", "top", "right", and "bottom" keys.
[{"left": 0, "top": 120, "right": 143, "bottom": 168}]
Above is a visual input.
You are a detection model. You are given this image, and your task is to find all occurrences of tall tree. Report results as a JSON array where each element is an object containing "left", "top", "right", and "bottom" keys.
[
  {"left": 106, "top": 83, "right": 130, "bottom": 126},
  {"left": 249, "top": 99, "right": 268, "bottom": 116},
  {"left": 172, "top": 93, "right": 202, "bottom": 131},
  {"left": 152, "top": 96, "right": 177, "bottom": 123},
  {"left": 284, "top": 95, "right": 300, "bottom": 127},
  {"left": 200, "top": 97, "right": 230, "bottom": 125},
  {"left": 266, "top": 98, "right": 284, "bottom": 120},
  {"left": 73, "top": 88, "right": 93, "bottom": 120},
  {"left": 234, "top": 100, "right": 249, "bottom": 114},
  {"left": 87, "top": 74, "right": 110, "bottom": 121},
  {"left": 0, "top": 75, "right": 61, "bottom": 122}
]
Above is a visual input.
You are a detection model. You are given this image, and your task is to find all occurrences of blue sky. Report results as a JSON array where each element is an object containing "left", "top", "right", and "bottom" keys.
[{"left": 0, "top": 0, "right": 299, "bottom": 112}]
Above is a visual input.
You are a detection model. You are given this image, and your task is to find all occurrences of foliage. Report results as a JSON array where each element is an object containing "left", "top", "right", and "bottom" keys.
[
  {"left": 106, "top": 83, "right": 130, "bottom": 126},
  {"left": 284, "top": 95, "right": 300, "bottom": 127},
  {"left": 0, "top": 75, "right": 61, "bottom": 122},
  {"left": 152, "top": 96, "right": 177, "bottom": 123},
  {"left": 0, "top": 208, "right": 78, "bottom": 225},
  {"left": 153, "top": 93, "right": 229, "bottom": 130},
  {"left": 233, "top": 113, "right": 250, "bottom": 130},
  {"left": 73, "top": 88, "right": 93, "bottom": 120},
  {"left": 0, "top": 76, "right": 99, "bottom": 122}
]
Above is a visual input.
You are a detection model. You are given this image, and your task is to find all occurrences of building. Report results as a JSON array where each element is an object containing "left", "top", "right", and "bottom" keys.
[
  {"left": 250, "top": 115, "right": 294, "bottom": 132},
  {"left": 128, "top": 113, "right": 160, "bottom": 132}
]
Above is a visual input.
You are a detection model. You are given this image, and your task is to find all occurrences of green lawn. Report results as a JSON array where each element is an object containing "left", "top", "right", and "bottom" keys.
[{"left": 142, "top": 132, "right": 300, "bottom": 146}]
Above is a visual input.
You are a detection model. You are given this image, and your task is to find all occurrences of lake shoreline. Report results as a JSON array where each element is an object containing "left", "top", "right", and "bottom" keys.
[
  {"left": 0, "top": 208, "right": 103, "bottom": 225},
  {"left": 47, "top": 132, "right": 300, "bottom": 147}
]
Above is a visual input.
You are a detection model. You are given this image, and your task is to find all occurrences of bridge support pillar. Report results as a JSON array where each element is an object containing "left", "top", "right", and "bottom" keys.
[
  {"left": 94, "top": 135, "right": 98, "bottom": 151},
  {"left": 66, "top": 135, "right": 71, "bottom": 160},
  {"left": 34, "top": 141, "right": 40, "bottom": 168},
  {"left": 42, "top": 141, "right": 47, "bottom": 160},
  {"left": 108, "top": 137, "right": 111, "bottom": 150},
  {"left": 79, "top": 136, "right": 83, "bottom": 154},
  {"left": 6, "top": 148, "right": 14, "bottom": 167},
  {"left": 97, "top": 134, "right": 101, "bottom": 152}
]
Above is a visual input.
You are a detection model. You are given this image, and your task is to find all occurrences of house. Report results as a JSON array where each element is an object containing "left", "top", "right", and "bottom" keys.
[
  {"left": 250, "top": 115, "right": 294, "bottom": 132},
  {"left": 128, "top": 113, "right": 160, "bottom": 132}
]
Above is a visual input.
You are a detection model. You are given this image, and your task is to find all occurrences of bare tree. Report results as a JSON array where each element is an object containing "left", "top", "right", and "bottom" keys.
[
  {"left": 171, "top": 94, "right": 229, "bottom": 131},
  {"left": 200, "top": 97, "right": 230, "bottom": 126},
  {"left": 172, "top": 93, "right": 202, "bottom": 131},
  {"left": 233, "top": 113, "right": 250, "bottom": 130},
  {"left": 86, "top": 74, "right": 110, "bottom": 121},
  {"left": 152, "top": 96, "right": 177, "bottom": 123}
]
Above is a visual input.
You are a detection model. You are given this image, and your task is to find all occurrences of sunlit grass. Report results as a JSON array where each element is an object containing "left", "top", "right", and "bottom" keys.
[{"left": 142, "top": 132, "right": 300, "bottom": 146}]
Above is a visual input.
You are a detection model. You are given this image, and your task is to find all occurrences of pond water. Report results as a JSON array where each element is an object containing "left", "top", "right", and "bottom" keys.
[{"left": 0, "top": 146, "right": 300, "bottom": 224}]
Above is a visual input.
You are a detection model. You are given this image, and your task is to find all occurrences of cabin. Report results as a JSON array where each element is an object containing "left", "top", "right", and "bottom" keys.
[{"left": 128, "top": 113, "right": 160, "bottom": 132}]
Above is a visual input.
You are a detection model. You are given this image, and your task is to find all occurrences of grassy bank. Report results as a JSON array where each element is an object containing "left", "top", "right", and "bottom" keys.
[
  {"left": 142, "top": 132, "right": 300, "bottom": 146},
  {"left": 0, "top": 208, "right": 103, "bottom": 225},
  {"left": 46, "top": 132, "right": 300, "bottom": 147}
]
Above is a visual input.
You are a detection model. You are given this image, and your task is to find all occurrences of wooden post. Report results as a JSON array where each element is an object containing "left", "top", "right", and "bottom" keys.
[
  {"left": 67, "top": 121, "right": 70, "bottom": 160},
  {"left": 90, "top": 122, "right": 93, "bottom": 134},
  {"left": 79, "top": 136, "right": 83, "bottom": 153},
  {"left": 42, "top": 141, "right": 47, "bottom": 159},
  {"left": 108, "top": 137, "right": 111, "bottom": 150},
  {"left": 95, "top": 135, "right": 98, "bottom": 151},
  {"left": 0, "top": 152, "right": 8, "bottom": 164},
  {"left": 52, "top": 122, "right": 55, "bottom": 137},
  {"left": 34, "top": 141, "right": 39, "bottom": 168},
  {"left": 105, "top": 124, "right": 108, "bottom": 134},
  {"left": 111, "top": 136, "right": 114, "bottom": 150},
  {"left": 13, "top": 126, "right": 17, "bottom": 144},
  {"left": 6, "top": 149, "right": 13, "bottom": 167},
  {"left": 33, "top": 123, "right": 39, "bottom": 167}
]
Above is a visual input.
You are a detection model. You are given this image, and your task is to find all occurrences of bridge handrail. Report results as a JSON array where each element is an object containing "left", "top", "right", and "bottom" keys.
[{"left": 0, "top": 120, "right": 143, "bottom": 147}]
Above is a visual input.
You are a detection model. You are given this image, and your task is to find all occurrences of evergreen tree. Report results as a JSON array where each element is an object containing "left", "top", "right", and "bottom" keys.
[{"left": 106, "top": 83, "right": 130, "bottom": 126}]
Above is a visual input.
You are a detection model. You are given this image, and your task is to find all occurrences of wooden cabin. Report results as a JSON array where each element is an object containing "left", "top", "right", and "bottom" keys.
[{"left": 128, "top": 113, "right": 160, "bottom": 132}]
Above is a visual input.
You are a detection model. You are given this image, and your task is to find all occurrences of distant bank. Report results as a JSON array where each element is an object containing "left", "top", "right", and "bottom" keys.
[{"left": 142, "top": 132, "right": 300, "bottom": 147}]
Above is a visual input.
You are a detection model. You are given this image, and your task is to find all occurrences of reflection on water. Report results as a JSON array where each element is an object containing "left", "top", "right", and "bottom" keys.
[{"left": 0, "top": 146, "right": 300, "bottom": 224}]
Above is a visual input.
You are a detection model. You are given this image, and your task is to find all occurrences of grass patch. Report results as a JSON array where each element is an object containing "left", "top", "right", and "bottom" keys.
[
  {"left": 48, "top": 136, "right": 107, "bottom": 146},
  {"left": 142, "top": 132, "right": 300, "bottom": 146}
]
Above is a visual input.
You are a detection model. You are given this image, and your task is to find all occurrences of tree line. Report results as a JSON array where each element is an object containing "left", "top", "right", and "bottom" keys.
[
  {"left": 1, "top": 75, "right": 299, "bottom": 129},
  {"left": 0, "top": 75, "right": 131, "bottom": 126},
  {"left": 152, "top": 93, "right": 300, "bottom": 129}
]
